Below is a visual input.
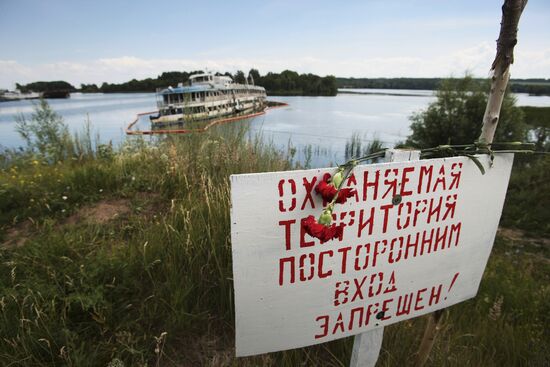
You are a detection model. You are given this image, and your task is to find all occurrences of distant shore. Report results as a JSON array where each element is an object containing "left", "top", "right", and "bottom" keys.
[{"left": 337, "top": 90, "right": 432, "bottom": 97}]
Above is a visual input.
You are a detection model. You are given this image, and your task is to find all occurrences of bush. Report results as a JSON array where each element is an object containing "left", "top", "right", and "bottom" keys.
[
  {"left": 406, "top": 76, "right": 526, "bottom": 148},
  {"left": 15, "top": 99, "right": 73, "bottom": 162}
]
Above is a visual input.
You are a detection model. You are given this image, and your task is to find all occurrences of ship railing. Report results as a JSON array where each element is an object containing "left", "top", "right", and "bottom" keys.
[{"left": 156, "top": 90, "right": 265, "bottom": 108}]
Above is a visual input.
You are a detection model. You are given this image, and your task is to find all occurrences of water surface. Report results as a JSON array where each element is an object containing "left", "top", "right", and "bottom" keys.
[{"left": 1, "top": 90, "right": 547, "bottom": 167}]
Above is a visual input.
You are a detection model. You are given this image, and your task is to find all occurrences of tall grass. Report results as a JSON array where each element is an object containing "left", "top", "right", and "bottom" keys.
[
  {"left": 0, "top": 101, "right": 548, "bottom": 366},
  {"left": 345, "top": 132, "right": 385, "bottom": 162}
]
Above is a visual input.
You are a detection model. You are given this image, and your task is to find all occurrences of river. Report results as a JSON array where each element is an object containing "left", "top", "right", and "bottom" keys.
[{"left": 1, "top": 90, "right": 548, "bottom": 167}]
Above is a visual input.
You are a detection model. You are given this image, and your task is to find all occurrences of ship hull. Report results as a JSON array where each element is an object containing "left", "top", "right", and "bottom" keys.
[{"left": 151, "top": 73, "right": 267, "bottom": 127}]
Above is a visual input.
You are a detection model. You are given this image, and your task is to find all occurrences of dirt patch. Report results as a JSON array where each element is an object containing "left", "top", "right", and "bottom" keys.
[
  {"left": 65, "top": 199, "right": 131, "bottom": 226},
  {"left": 1, "top": 220, "right": 33, "bottom": 248},
  {"left": 2, "top": 195, "right": 164, "bottom": 249},
  {"left": 498, "top": 227, "right": 550, "bottom": 247}
]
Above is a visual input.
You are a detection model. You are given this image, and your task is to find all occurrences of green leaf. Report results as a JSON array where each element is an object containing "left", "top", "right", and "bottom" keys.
[{"left": 463, "top": 154, "right": 485, "bottom": 175}]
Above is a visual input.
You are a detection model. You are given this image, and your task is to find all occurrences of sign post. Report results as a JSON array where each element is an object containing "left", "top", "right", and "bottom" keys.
[
  {"left": 350, "top": 149, "right": 420, "bottom": 367},
  {"left": 230, "top": 153, "right": 514, "bottom": 358}
]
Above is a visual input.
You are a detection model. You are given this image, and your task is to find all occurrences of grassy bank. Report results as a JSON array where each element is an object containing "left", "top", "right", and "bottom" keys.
[{"left": 1, "top": 107, "right": 549, "bottom": 366}]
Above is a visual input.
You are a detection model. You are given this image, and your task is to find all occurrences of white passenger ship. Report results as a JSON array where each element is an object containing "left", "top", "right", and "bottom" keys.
[{"left": 150, "top": 72, "right": 267, "bottom": 126}]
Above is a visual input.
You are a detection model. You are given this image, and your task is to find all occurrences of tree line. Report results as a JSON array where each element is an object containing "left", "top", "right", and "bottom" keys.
[
  {"left": 16, "top": 69, "right": 338, "bottom": 96},
  {"left": 251, "top": 69, "right": 337, "bottom": 96},
  {"left": 89, "top": 69, "right": 337, "bottom": 96},
  {"left": 16, "top": 74, "right": 550, "bottom": 96},
  {"left": 337, "top": 77, "right": 550, "bottom": 95},
  {"left": 16, "top": 81, "right": 76, "bottom": 93}
]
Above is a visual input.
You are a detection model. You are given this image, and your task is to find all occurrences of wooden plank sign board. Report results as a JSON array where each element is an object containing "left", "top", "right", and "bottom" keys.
[{"left": 230, "top": 154, "right": 513, "bottom": 357}]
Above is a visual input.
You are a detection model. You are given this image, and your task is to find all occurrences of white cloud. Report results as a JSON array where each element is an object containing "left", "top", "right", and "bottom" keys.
[
  {"left": 1, "top": 44, "right": 548, "bottom": 89},
  {"left": 513, "top": 48, "right": 550, "bottom": 79},
  {"left": 0, "top": 60, "right": 34, "bottom": 85}
]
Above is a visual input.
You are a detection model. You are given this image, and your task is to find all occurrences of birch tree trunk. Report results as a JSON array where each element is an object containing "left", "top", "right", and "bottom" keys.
[{"left": 478, "top": 0, "right": 528, "bottom": 145}]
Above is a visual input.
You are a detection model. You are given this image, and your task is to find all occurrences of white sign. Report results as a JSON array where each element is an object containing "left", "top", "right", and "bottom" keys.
[{"left": 230, "top": 154, "right": 513, "bottom": 357}]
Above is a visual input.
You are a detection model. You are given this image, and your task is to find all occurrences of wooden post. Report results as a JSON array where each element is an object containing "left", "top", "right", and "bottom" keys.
[
  {"left": 416, "top": 1, "right": 528, "bottom": 366},
  {"left": 350, "top": 149, "right": 420, "bottom": 367},
  {"left": 415, "top": 310, "right": 444, "bottom": 367}
]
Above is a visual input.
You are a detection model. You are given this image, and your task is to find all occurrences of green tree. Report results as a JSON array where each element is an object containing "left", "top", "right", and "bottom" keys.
[
  {"left": 248, "top": 68, "right": 261, "bottom": 85},
  {"left": 406, "top": 76, "right": 526, "bottom": 148},
  {"left": 234, "top": 70, "right": 246, "bottom": 84},
  {"left": 80, "top": 83, "right": 99, "bottom": 93}
]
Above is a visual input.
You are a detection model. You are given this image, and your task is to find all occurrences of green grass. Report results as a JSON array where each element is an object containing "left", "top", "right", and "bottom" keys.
[{"left": 1, "top": 113, "right": 549, "bottom": 366}]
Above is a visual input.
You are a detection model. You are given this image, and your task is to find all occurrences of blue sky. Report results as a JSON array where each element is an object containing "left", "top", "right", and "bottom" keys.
[{"left": 1, "top": 0, "right": 549, "bottom": 88}]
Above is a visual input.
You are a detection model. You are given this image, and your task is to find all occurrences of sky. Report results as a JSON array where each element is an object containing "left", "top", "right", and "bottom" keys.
[{"left": 0, "top": 0, "right": 549, "bottom": 89}]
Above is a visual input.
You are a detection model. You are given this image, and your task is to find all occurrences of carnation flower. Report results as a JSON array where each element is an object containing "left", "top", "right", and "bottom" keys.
[
  {"left": 315, "top": 173, "right": 356, "bottom": 204},
  {"left": 302, "top": 215, "right": 344, "bottom": 242}
]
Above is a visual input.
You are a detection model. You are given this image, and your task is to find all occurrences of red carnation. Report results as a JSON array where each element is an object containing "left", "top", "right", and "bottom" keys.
[
  {"left": 315, "top": 173, "right": 356, "bottom": 204},
  {"left": 302, "top": 215, "right": 344, "bottom": 242}
]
